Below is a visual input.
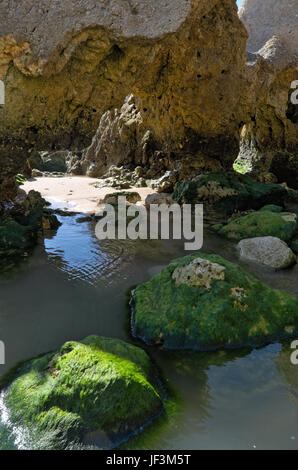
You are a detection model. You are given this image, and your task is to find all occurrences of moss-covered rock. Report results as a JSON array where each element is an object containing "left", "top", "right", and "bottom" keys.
[
  {"left": 172, "top": 172, "right": 286, "bottom": 216},
  {"left": 291, "top": 240, "right": 298, "bottom": 254},
  {"left": 270, "top": 151, "right": 298, "bottom": 190},
  {"left": 287, "top": 190, "right": 298, "bottom": 203},
  {"left": 0, "top": 191, "right": 60, "bottom": 256},
  {"left": 131, "top": 253, "right": 298, "bottom": 351},
  {"left": 0, "top": 218, "right": 36, "bottom": 255},
  {"left": 0, "top": 336, "right": 163, "bottom": 450},
  {"left": 214, "top": 208, "right": 298, "bottom": 243},
  {"left": 259, "top": 204, "right": 284, "bottom": 213}
]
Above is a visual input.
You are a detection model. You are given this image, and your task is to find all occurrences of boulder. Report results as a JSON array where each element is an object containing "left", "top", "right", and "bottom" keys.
[
  {"left": 215, "top": 208, "right": 298, "bottom": 243},
  {"left": 291, "top": 240, "right": 298, "bottom": 254},
  {"left": 237, "top": 236, "right": 297, "bottom": 269},
  {"left": 270, "top": 151, "right": 298, "bottom": 190},
  {"left": 259, "top": 204, "right": 283, "bottom": 213},
  {"left": 131, "top": 253, "right": 298, "bottom": 350},
  {"left": 0, "top": 218, "right": 35, "bottom": 256},
  {"left": 0, "top": 190, "right": 60, "bottom": 256},
  {"left": 0, "top": 336, "right": 163, "bottom": 450},
  {"left": 172, "top": 172, "right": 286, "bottom": 217}
]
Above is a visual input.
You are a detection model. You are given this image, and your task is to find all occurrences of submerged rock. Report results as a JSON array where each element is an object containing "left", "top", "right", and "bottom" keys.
[
  {"left": 172, "top": 172, "right": 286, "bottom": 217},
  {"left": 0, "top": 336, "right": 163, "bottom": 450},
  {"left": 131, "top": 253, "right": 298, "bottom": 351},
  {"left": 237, "top": 236, "right": 296, "bottom": 269},
  {"left": 215, "top": 207, "right": 298, "bottom": 243}
]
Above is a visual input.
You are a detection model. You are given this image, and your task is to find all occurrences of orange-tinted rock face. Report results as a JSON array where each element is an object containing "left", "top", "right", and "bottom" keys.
[
  {"left": 0, "top": 0, "right": 248, "bottom": 198},
  {"left": 238, "top": 0, "right": 298, "bottom": 178}
]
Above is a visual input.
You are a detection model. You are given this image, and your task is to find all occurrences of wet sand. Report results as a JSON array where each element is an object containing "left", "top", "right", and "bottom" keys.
[{"left": 21, "top": 176, "right": 155, "bottom": 213}]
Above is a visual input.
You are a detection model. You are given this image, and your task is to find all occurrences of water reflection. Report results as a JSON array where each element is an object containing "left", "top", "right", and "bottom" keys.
[
  {"left": 276, "top": 341, "right": 298, "bottom": 404},
  {"left": 0, "top": 215, "right": 298, "bottom": 449}
]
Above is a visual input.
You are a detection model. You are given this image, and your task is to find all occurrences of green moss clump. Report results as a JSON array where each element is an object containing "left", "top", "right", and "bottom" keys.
[
  {"left": 0, "top": 191, "right": 60, "bottom": 257},
  {"left": 291, "top": 240, "right": 298, "bottom": 254},
  {"left": 270, "top": 151, "right": 298, "bottom": 190},
  {"left": 233, "top": 158, "right": 252, "bottom": 175},
  {"left": 287, "top": 190, "right": 298, "bottom": 202},
  {"left": 15, "top": 174, "right": 28, "bottom": 187},
  {"left": 0, "top": 218, "right": 36, "bottom": 255},
  {"left": 1, "top": 336, "right": 163, "bottom": 450},
  {"left": 259, "top": 204, "right": 284, "bottom": 213},
  {"left": 131, "top": 252, "right": 298, "bottom": 351},
  {"left": 172, "top": 172, "right": 286, "bottom": 216},
  {"left": 215, "top": 209, "right": 298, "bottom": 242}
]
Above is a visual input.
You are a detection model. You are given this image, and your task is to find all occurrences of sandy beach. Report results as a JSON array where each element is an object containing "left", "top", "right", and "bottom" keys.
[{"left": 21, "top": 176, "right": 155, "bottom": 213}]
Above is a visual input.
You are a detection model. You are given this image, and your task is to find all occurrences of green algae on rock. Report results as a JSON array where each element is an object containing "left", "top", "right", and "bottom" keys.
[
  {"left": 0, "top": 218, "right": 36, "bottom": 256},
  {"left": 270, "top": 152, "right": 298, "bottom": 190},
  {"left": 214, "top": 208, "right": 298, "bottom": 243},
  {"left": 131, "top": 253, "right": 298, "bottom": 351},
  {"left": 0, "top": 190, "right": 60, "bottom": 256},
  {"left": 259, "top": 205, "right": 284, "bottom": 213},
  {"left": 172, "top": 172, "right": 286, "bottom": 216},
  {"left": 0, "top": 336, "right": 163, "bottom": 450},
  {"left": 291, "top": 240, "right": 298, "bottom": 254}
]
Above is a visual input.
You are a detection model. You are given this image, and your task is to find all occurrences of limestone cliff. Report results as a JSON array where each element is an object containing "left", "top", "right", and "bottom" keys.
[
  {"left": 239, "top": 0, "right": 298, "bottom": 182},
  {"left": 0, "top": 0, "right": 247, "bottom": 198}
]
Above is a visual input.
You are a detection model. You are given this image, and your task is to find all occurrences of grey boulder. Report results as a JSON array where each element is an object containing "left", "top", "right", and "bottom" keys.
[{"left": 237, "top": 236, "right": 297, "bottom": 270}]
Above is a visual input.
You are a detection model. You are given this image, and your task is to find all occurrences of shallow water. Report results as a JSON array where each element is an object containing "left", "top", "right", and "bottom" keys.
[{"left": 0, "top": 212, "right": 298, "bottom": 450}]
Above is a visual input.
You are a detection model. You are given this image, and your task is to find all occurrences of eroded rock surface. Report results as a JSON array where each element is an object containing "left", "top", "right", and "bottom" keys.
[
  {"left": 239, "top": 0, "right": 298, "bottom": 179},
  {"left": 172, "top": 258, "right": 225, "bottom": 290},
  {"left": 0, "top": 0, "right": 247, "bottom": 198}
]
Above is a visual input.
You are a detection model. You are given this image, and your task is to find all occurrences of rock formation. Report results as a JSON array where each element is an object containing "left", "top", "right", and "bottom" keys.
[
  {"left": 0, "top": 0, "right": 247, "bottom": 198},
  {"left": 237, "top": 236, "right": 297, "bottom": 270},
  {"left": 1, "top": 336, "right": 163, "bottom": 449},
  {"left": 131, "top": 252, "right": 298, "bottom": 350},
  {"left": 238, "top": 0, "right": 298, "bottom": 183}
]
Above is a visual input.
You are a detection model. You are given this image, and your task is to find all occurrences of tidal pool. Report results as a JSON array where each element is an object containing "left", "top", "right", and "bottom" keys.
[{"left": 0, "top": 213, "right": 298, "bottom": 450}]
